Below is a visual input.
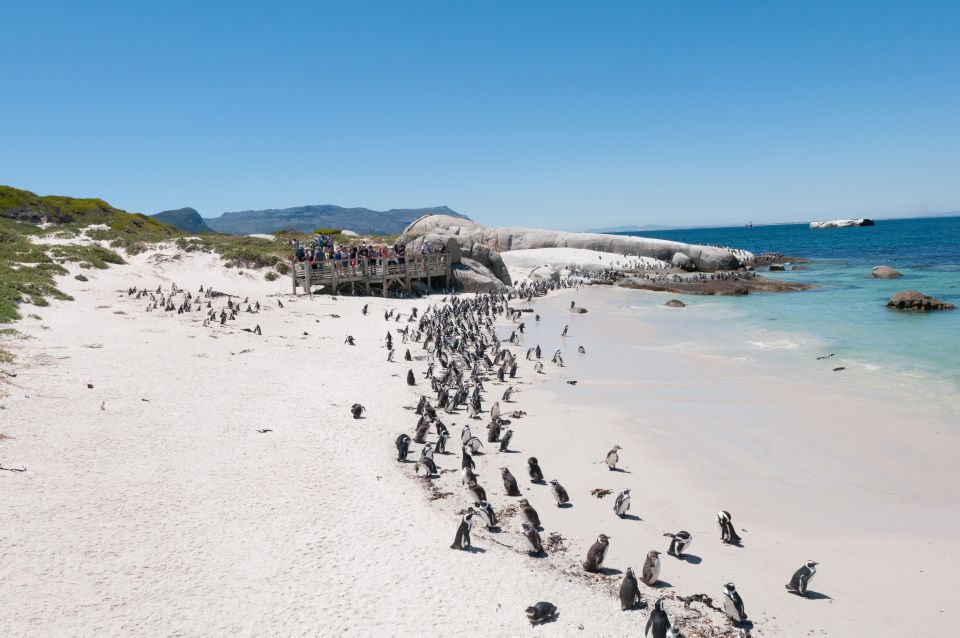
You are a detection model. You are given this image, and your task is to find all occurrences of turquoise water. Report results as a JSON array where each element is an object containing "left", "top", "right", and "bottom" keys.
[{"left": 619, "top": 216, "right": 960, "bottom": 390}]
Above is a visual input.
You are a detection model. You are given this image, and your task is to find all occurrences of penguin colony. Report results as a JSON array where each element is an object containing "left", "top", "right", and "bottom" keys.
[
  {"left": 374, "top": 279, "right": 822, "bottom": 633},
  {"left": 130, "top": 273, "right": 817, "bottom": 632}
]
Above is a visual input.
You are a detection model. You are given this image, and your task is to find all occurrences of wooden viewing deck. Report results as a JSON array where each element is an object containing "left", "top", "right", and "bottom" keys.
[{"left": 291, "top": 253, "right": 452, "bottom": 297}]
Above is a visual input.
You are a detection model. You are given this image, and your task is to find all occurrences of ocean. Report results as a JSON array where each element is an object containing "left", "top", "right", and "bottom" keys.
[{"left": 616, "top": 216, "right": 960, "bottom": 403}]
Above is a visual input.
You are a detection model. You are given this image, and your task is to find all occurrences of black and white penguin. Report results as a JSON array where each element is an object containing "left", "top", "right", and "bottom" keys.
[
  {"left": 717, "top": 511, "right": 742, "bottom": 545},
  {"left": 404, "top": 349, "right": 412, "bottom": 361},
  {"left": 467, "top": 480, "right": 487, "bottom": 502},
  {"left": 464, "top": 436, "right": 483, "bottom": 454},
  {"left": 578, "top": 345, "right": 586, "bottom": 354},
  {"left": 406, "top": 369, "right": 416, "bottom": 386},
  {"left": 785, "top": 560, "right": 818, "bottom": 597},
  {"left": 521, "top": 522, "right": 543, "bottom": 555},
  {"left": 641, "top": 550, "right": 661, "bottom": 586},
  {"left": 619, "top": 566, "right": 643, "bottom": 610},
  {"left": 722, "top": 582, "right": 748, "bottom": 624},
  {"left": 525, "top": 601, "right": 558, "bottom": 625},
  {"left": 502, "top": 386, "right": 513, "bottom": 401},
  {"left": 413, "top": 420, "right": 431, "bottom": 444},
  {"left": 395, "top": 434, "right": 411, "bottom": 462},
  {"left": 420, "top": 442, "right": 434, "bottom": 461},
  {"left": 415, "top": 456, "right": 437, "bottom": 477},
  {"left": 664, "top": 530, "right": 693, "bottom": 558},
  {"left": 361, "top": 304, "right": 368, "bottom": 315},
  {"left": 645, "top": 598, "right": 670, "bottom": 638},
  {"left": 498, "top": 429, "right": 513, "bottom": 452},
  {"left": 527, "top": 457, "right": 544, "bottom": 483},
  {"left": 549, "top": 479, "right": 570, "bottom": 506},
  {"left": 460, "top": 424, "right": 473, "bottom": 446},
  {"left": 344, "top": 335, "right": 355, "bottom": 345},
  {"left": 613, "top": 488, "right": 631, "bottom": 518},
  {"left": 518, "top": 498, "right": 541, "bottom": 528},
  {"left": 583, "top": 534, "right": 610, "bottom": 572},
  {"left": 486, "top": 420, "right": 501, "bottom": 443},
  {"left": 450, "top": 508, "right": 475, "bottom": 550},
  {"left": 461, "top": 446, "right": 475, "bottom": 471},
  {"left": 462, "top": 465, "right": 477, "bottom": 486},
  {"left": 474, "top": 500, "right": 497, "bottom": 530},
  {"left": 606, "top": 444, "right": 622, "bottom": 470},
  {"left": 436, "top": 430, "right": 449, "bottom": 454},
  {"left": 501, "top": 467, "right": 521, "bottom": 496},
  {"left": 350, "top": 403, "right": 365, "bottom": 419}
]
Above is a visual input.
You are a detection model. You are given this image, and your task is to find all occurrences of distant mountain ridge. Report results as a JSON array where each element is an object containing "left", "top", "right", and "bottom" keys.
[
  {"left": 151, "top": 207, "right": 215, "bottom": 233},
  {"left": 204, "top": 204, "right": 469, "bottom": 236}
]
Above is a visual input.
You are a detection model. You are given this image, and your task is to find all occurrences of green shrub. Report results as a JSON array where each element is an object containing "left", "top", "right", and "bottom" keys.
[
  {"left": 264, "top": 271, "right": 279, "bottom": 281},
  {"left": 75, "top": 274, "right": 88, "bottom": 281}
]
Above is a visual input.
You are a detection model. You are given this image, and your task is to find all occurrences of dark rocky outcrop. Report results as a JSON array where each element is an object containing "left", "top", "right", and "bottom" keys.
[
  {"left": 886, "top": 290, "right": 955, "bottom": 311},
  {"left": 665, "top": 299, "right": 686, "bottom": 308},
  {"left": 871, "top": 265, "right": 902, "bottom": 279},
  {"left": 152, "top": 207, "right": 215, "bottom": 234}
]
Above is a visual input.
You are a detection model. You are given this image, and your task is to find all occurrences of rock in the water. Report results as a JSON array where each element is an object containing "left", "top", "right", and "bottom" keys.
[
  {"left": 569, "top": 307, "right": 588, "bottom": 314},
  {"left": 886, "top": 290, "right": 955, "bottom": 311},
  {"left": 665, "top": 299, "right": 686, "bottom": 308},
  {"left": 872, "top": 265, "right": 902, "bottom": 279},
  {"left": 769, "top": 264, "right": 785, "bottom": 271}
]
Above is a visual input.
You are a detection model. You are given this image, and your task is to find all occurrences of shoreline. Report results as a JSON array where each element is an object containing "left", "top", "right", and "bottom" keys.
[{"left": 2, "top": 250, "right": 958, "bottom": 636}]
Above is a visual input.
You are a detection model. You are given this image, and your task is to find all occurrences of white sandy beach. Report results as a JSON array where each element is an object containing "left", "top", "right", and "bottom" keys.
[{"left": 2, "top": 246, "right": 959, "bottom": 637}]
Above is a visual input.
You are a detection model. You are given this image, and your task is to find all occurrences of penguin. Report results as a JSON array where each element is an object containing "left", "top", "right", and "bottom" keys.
[
  {"left": 361, "top": 304, "right": 368, "bottom": 315},
  {"left": 561, "top": 325, "right": 568, "bottom": 337},
  {"left": 722, "top": 582, "right": 748, "bottom": 624},
  {"left": 395, "top": 434, "right": 411, "bottom": 462},
  {"left": 666, "top": 627, "right": 684, "bottom": 638},
  {"left": 618, "top": 567, "right": 643, "bottom": 610},
  {"left": 717, "top": 511, "right": 742, "bottom": 545},
  {"left": 461, "top": 465, "right": 477, "bottom": 486},
  {"left": 415, "top": 456, "right": 437, "bottom": 477},
  {"left": 606, "top": 445, "right": 622, "bottom": 470},
  {"left": 413, "top": 420, "right": 431, "bottom": 444},
  {"left": 419, "top": 442, "right": 434, "bottom": 461},
  {"left": 518, "top": 498, "right": 541, "bottom": 528},
  {"left": 664, "top": 530, "right": 693, "bottom": 558},
  {"left": 502, "top": 386, "right": 513, "bottom": 401},
  {"left": 613, "top": 488, "right": 631, "bottom": 518},
  {"left": 461, "top": 424, "right": 473, "bottom": 446},
  {"left": 785, "top": 560, "right": 818, "bottom": 597},
  {"left": 549, "top": 479, "right": 570, "bottom": 506},
  {"left": 534, "top": 362, "right": 544, "bottom": 374},
  {"left": 640, "top": 550, "right": 661, "bottom": 586},
  {"left": 406, "top": 369, "right": 416, "bottom": 386},
  {"left": 461, "top": 446, "right": 475, "bottom": 471},
  {"left": 404, "top": 349, "right": 412, "bottom": 361},
  {"left": 583, "top": 534, "right": 610, "bottom": 572},
  {"left": 498, "top": 429, "right": 513, "bottom": 452},
  {"left": 527, "top": 457, "right": 544, "bottom": 483},
  {"left": 387, "top": 349, "right": 395, "bottom": 362},
  {"left": 501, "top": 467, "right": 521, "bottom": 496},
  {"left": 645, "top": 598, "right": 670, "bottom": 638},
  {"left": 578, "top": 345, "right": 586, "bottom": 354},
  {"left": 486, "top": 420, "right": 501, "bottom": 443},
  {"left": 450, "top": 508, "right": 475, "bottom": 550},
  {"left": 467, "top": 480, "right": 487, "bottom": 502},
  {"left": 436, "top": 430, "right": 449, "bottom": 454},
  {"left": 350, "top": 403, "right": 365, "bottom": 419},
  {"left": 464, "top": 436, "right": 483, "bottom": 454},
  {"left": 521, "top": 522, "right": 543, "bottom": 555},
  {"left": 474, "top": 500, "right": 497, "bottom": 530},
  {"left": 525, "top": 601, "right": 558, "bottom": 625}
]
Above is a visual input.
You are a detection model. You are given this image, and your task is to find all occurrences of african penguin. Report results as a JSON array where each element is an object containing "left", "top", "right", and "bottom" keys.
[
  {"left": 785, "top": 560, "right": 818, "bottom": 597},
  {"left": 640, "top": 550, "right": 661, "bottom": 586},
  {"left": 722, "top": 582, "right": 748, "bottom": 624},
  {"left": 613, "top": 488, "right": 631, "bottom": 518},
  {"left": 664, "top": 530, "right": 693, "bottom": 558},
  {"left": 582, "top": 534, "right": 610, "bottom": 572},
  {"left": 618, "top": 567, "right": 642, "bottom": 610}
]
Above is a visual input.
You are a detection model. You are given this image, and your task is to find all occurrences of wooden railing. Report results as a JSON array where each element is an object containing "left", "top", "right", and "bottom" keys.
[{"left": 291, "top": 253, "right": 451, "bottom": 296}]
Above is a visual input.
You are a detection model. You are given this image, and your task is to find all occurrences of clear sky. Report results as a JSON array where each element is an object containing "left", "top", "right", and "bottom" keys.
[{"left": 3, "top": 0, "right": 958, "bottom": 230}]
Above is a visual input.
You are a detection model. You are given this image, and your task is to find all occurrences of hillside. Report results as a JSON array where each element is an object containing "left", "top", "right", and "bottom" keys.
[
  {"left": 152, "top": 207, "right": 216, "bottom": 234},
  {"left": 204, "top": 204, "right": 468, "bottom": 235}
]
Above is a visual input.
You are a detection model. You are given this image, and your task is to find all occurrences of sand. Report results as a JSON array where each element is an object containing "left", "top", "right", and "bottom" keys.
[{"left": 2, "top": 244, "right": 958, "bottom": 636}]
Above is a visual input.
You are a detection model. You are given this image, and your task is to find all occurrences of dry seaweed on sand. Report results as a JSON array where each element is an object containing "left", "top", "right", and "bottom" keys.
[{"left": 590, "top": 488, "right": 612, "bottom": 498}]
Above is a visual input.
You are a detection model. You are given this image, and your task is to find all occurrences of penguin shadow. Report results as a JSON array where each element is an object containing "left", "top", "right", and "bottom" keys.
[
  {"left": 674, "top": 553, "right": 701, "bottom": 565},
  {"left": 651, "top": 580, "right": 673, "bottom": 588},
  {"left": 557, "top": 503, "right": 574, "bottom": 509},
  {"left": 619, "top": 514, "right": 642, "bottom": 522},
  {"left": 464, "top": 545, "right": 487, "bottom": 554},
  {"left": 608, "top": 467, "right": 631, "bottom": 474},
  {"left": 530, "top": 611, "right": 560, "bottom": 626},
  {"left": 798, "top": 590, "right": 832, "bottom": 601},
  {"left": 599, "top": 567, "right": 623, "bottom": 577},
  {"left": 498, "top": 449, "right": 521, "bottom": 454},
  {"left": 531, "top": 479, "right": 547, "bottom": 486},
  {"left": 735, "top": 620, "right": 755, "bottom": 631},
  {"left": 486, "top": 526, "right": 503, "bottom": 534}
]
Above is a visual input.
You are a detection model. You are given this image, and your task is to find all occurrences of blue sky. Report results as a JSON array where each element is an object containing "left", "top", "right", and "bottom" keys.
[{"left": 2, "top": 0, "right": 958, "bottom": 229}]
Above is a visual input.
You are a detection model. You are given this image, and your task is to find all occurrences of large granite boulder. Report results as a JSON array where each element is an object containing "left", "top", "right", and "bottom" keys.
[
  {"left": 529, "top": 264, "right": 559, "bottom": 282},
  {"left": 872, "top": 265, "right": 902, "bottom": 279},
  {"left": 451, "top": 257, "right": 509, "bottom": 293},
  {"left": 665, "top": 299, "right": 686, "bottom": 308},
  {"left": 406, "top": 234, "right": 462, "bottom": 263},
  {"left": 671, "top": 252, "right": 694, "bottom": 271},
  {"left": 886, "top": 290, "right": 955, "bottom": 311}
]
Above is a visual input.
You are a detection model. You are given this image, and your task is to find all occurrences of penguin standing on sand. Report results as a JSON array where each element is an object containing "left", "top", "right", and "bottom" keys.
[
  {"left": 618, "top": 567, "right": 643, "bottom": 610},
  {"left": 528, "top": 457, "right": 544, "bottom": 482},
  {"left": 450, "top": 508, "right": 475, "bottom": 550},
  {"left": 350, "top": 403, "right": 365, "bottom": 419},
  {"left": 521, "top": 522, "right": 543, "bottom": 555},
  {"left": 461, "top": 446, "right": 475, "bottom": 471},
  {"left": 395, "top": 434, "right": 411, "bottom": 462},
  {"left": 785, "top": 560, "right": 818, "bottom": 596},
  {"left": 583, "top": 534, "right": 610, "bottom": 572},
  {"left": 606, "top": 445, "right": 622, "bottom": 470},
  {"left": 613, "top": 488, "right": 631, "bottom": 518},
  {"left": 519, "top": 498, "right": 541, "bottom": 528},
  {"left": 436, "top": 430, "right": 449, "bottom": 454},
  {"left": 664, "top": 530, "right": 693, "bottom": 558},
  {"left": 717, "top": 511, "right": 742, "bottom": 545},
  {"left": 645, "top": 598, "right": 670, "bottom": 638},
  {"left": 474, "top": 500, "right": 497, "bottom": 530},
  {"left": 498, "top": 429, "right": 513, "bottom": 452},
  {"left": 501, "top": 467, "right": 521, "bottom": 496},
  {"left": 549, "top": 479, "right": 570, "bottom": 506},
  {"left": 406, "top": 369, "right": 416, "bottom": 386},
  {"left": 641, "top": 550, "right": 661, "bottom": 586},
  {"left": 722, "top": 582, "right": 748, "bottom": 624},
  {"left": 467, "top": 481, "right": 487, "bottom": 502}
]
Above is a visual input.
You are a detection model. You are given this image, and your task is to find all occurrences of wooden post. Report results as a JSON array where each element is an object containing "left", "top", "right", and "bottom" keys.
[
  {"left": 331, "top": 260, "right": 337, "bottom": 296},
  {"left": 404, "top": 258, "right": 411, "bottom": 294},
  {"left": 291, "top": 259, "right": 297, "bottom": 295},
  {"left": 364, "top": 258, "right": 371, "bottom": 295},
  {"left": 305, "top": 261, "right": 312, "bottom": 298}
]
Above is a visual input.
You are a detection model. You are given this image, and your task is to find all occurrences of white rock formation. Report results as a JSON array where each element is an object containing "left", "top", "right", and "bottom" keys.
[{"left": 810, "top": 219, "right": 875, "bottom": 228}]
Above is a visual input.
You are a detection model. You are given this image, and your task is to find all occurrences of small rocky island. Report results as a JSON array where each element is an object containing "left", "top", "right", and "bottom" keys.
[{"left": 886, "top": 290, "right": 955, "bottom": 311}]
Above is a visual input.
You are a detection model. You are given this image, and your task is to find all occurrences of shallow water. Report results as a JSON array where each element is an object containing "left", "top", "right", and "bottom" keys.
[{"left": 618, "top": 216, "right": 960, "bottom": 396}]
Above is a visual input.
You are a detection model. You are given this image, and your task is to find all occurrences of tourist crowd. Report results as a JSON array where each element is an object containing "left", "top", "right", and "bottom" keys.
[{"left": 291, "top": 234, "right": 446, "bottom": 270}]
